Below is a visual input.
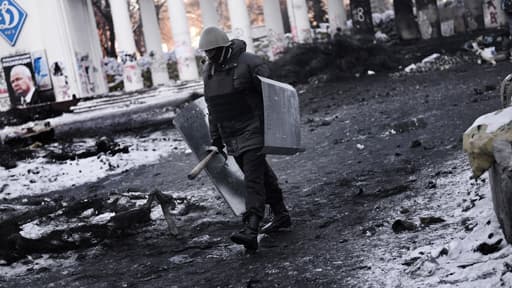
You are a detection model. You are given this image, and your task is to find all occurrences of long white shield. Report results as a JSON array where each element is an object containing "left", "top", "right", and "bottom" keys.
[
  {"left": 174, "top": 98, "right": 246, "bottom": 216},
  {"left": 259, "top": 76, "right": 305, "bottom": 155}
]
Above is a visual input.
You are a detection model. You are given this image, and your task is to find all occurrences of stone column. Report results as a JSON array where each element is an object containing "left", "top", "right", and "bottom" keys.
[
  {"left": 286, "top": 0, "right": 311, "bottom": 43},
  {"left": 327, "top": 0, "right": 347, "bottom": 33},
  {"left": 36, "top": 0, "right": 81, "bottom": 102},
  {"left": 140, "top": 0, "right": 169, "bottom": 86},
  {"left": 199, "top": 0, "right": 219, "bottom": 27},
  {"left": 166, "top": 0, "right": 199, "bottom": 81},
  {"left": 227, "top": 0, "right": 254, "bottom": 53},
  {"left": 62, "top": 0, "right": 108, "bottom": 97},
  {"left": 263, "top": 0, "right": 285, "bottom": 59},
  {"left": 109, "top": 0, "right": 144, "bottom": 91}
]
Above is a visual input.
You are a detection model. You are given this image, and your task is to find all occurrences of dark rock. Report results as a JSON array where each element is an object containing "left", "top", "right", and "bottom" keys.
[
  {"left": 419, "top": 216, "right": 445, "bottom": 226},
  {"left": 402, "top": 256, "right": 421, "bottom": 266},
  {"left": 96, "top": 136, "right": 116, "bottom": 153},
  {"left": 335, "top": 177, "right": 353, "bottom": 187},
  {"left": 375, "top": 184, "right": 410, "bottom": 198},
  {"left": 392, "top": 219, "right": 417, "bottom": 233},
  {"left": 319, "top": 119, "right": 331, "bottom": 126},
  {"left": 504, "top": 262, "right": 512, "bottom": 273},
  {"left": 426, "top": 180, "right": 437, "bottom": 189},
  {"left": 461, "top": 217, "right": 478, "bottom": 232},
  {"left": 474, "top": 239, "right": 503, "bottom": 255},
  {"left": 484, "top": 84, "right": 496, "bottom": 91},
  {"left": 400, "top": 207, "right": 410, "bottom": 214},
  {"left": 438, "top": 247, "right": 449, "bottom": 257},
  {"left": 390, "top": 117, "right": 427, "bottom": 134},
  {"left": 410, "top": 140, "right": 422, "bottom": 148},
  {"left": 473, "top": 88, "right": 484, "bottom": 95}
]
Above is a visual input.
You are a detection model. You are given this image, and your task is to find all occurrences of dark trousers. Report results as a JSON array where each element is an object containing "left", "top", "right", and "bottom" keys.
[{"left": 234, "top": 148, "right": 285, "bottom": 219}]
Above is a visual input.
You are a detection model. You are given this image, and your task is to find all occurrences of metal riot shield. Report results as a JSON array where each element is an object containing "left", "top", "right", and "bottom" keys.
[
  {"left": 173, "top": 98, "right": 246, "bottom": 216},
  {"left": 259, "top": 76, "right": 305, "bottom": 155}
]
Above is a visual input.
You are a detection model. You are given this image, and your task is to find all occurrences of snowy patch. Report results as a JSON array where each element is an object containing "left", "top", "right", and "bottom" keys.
[
  {"left": 0, "top": 130, "right": 188, "bottom": 199},
  {"left": 360, "top": 156, "right": 512, "bottom": 287},
  {"left": 0, "top": 254, "right": 77, "bottom": 278},
  {"left": 465, "top": 106, "right": 512, "bottom": 134}
]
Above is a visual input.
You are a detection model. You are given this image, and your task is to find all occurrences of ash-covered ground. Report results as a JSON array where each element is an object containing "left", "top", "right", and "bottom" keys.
[{"left": 1, "top": 36, "right": 512, "bottom": 287}]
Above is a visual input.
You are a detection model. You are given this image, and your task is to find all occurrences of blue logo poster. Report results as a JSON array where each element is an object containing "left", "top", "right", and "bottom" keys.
[{"left": 0, "top": 0, "right": 27, "bottom": 46}]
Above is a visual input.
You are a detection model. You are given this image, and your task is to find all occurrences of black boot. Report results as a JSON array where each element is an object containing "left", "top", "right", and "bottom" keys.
[
  {"left": 231, "top": 214, "right": 260, "bottom": 250},
  {"left": 261, "top": 205, "right": 291, "bottom": 234}
]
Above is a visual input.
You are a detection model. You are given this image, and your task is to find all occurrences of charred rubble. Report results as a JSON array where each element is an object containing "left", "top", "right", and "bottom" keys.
[
  {"left": 270, "top": 36, "right": 403, "bottom": 84},
  {"left": 0, "top": 136, "right": 130, "bottom": 170},
  {"left": 0, "top": 190, "right": 184, "bottom": 265}
]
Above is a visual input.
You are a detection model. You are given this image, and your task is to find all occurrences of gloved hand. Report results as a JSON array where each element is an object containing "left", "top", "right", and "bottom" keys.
[{"left": 206, "top": 145, "right": 227, "bottom": 161}]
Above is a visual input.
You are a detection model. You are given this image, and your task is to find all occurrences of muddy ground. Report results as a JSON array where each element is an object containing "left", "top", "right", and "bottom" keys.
[{"left": 1, "top": 51, "right": 509, "bottom": 287}]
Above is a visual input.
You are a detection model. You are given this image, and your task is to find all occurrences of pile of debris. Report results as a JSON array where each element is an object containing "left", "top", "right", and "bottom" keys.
[
  {"left": 0, "top": 190, "right": 183, "bottom": 264},
  {"left": 0, "top": 135, "right": 129, "bottom": 170},
  {"left": 390, "top": 53, "right": 476, "bottom": 77},
  {"left": 373, "top": 11, "right": 399, "bottom": 44},
  {"left": 44, "top": 136, "right": 129, "bottom": 162},
  {"left": 270, "top": 35, "right": 402, "bottom": 84}
]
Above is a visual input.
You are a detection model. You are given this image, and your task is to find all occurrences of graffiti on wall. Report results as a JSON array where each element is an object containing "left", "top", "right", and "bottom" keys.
[
  {"left": 119, "top": 51, "right": 142, "bottom": 91},
  {"left": 350, "top": 0, "right": 374, "bottom": 35},
  {"left": 51, "top": 61, "right": 71, "bottom": 102},
  {"left": 0, "top": 68, "right": 7, "bottom": 97},
  {"left": 483, "top": 0, "right": 506, "bottom": 28},
  {"left": 267, "top": 28, "right": 286, "bottom": 60},
  {"left": 76, "top": 52, "right": 96, "bottom": 96}
]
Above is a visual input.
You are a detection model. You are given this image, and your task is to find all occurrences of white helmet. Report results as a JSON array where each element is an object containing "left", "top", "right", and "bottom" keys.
[{"left": 199, "top": 26, "right": 231, "bottom": 51}]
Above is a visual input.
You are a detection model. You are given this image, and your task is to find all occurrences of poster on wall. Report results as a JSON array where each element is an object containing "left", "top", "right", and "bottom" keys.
[
  {"left": 32, "top": 50, "right": 53, "bottom": 91},
  {"left": 50, "top": 61, "right": 73, "bottom": 102},
  {"left": 483, "top": 0, "right": 507, "bottom": 28},
  {"left": 0, "top": 69, "right": 9, "bottom": 111},
  {"left": 76, "top": 52, "right": 95, "bottom": 96},
  {"left": 0, "top": 69, "right": 8, "bottom": 97},
  {"left": 1, "top": 53, "right": 55, "bottom": 108}
]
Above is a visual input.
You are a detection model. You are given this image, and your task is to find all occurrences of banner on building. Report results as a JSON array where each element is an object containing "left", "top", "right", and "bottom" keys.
[{"left": 1, "top": 53, "right": 55, "bottom": 108}]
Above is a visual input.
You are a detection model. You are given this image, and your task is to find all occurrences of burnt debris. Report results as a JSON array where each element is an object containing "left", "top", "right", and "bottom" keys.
[
  {"left": 0, "top": 190, "right": 184, "bottom": 264},
  {"left": 270, "top": 36, "right": 402, "bottom": 85}
]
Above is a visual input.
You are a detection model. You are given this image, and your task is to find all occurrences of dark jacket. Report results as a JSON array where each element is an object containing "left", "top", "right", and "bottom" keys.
[{"left": 202, "top": 39, "right": 270, "bottom": 156}]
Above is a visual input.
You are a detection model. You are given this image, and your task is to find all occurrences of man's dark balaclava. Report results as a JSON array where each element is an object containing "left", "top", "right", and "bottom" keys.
[{"left": 205, "top": 46, "right": 228, "bottom": 64}]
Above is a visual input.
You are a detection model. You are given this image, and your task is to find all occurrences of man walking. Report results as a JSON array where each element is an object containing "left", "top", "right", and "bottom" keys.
[{"left": 198, "top": 26, "right": 292, "bottom": 251}]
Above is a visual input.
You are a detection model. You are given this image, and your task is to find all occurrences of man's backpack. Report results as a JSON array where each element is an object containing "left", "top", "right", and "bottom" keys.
[{"left": 502, "top": 0, "right": 512, "bottom": 13}]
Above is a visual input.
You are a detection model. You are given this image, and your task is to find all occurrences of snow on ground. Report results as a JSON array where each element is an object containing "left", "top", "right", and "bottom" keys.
[
  {"left": 0, "top": 253, "right": 78, "bottom": 278},
  {"left": 0, "top": 130, "right": 189, "bottom": 199},
  {"left": 361, "top": 155, "right": 512, "bottom": 288}
]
